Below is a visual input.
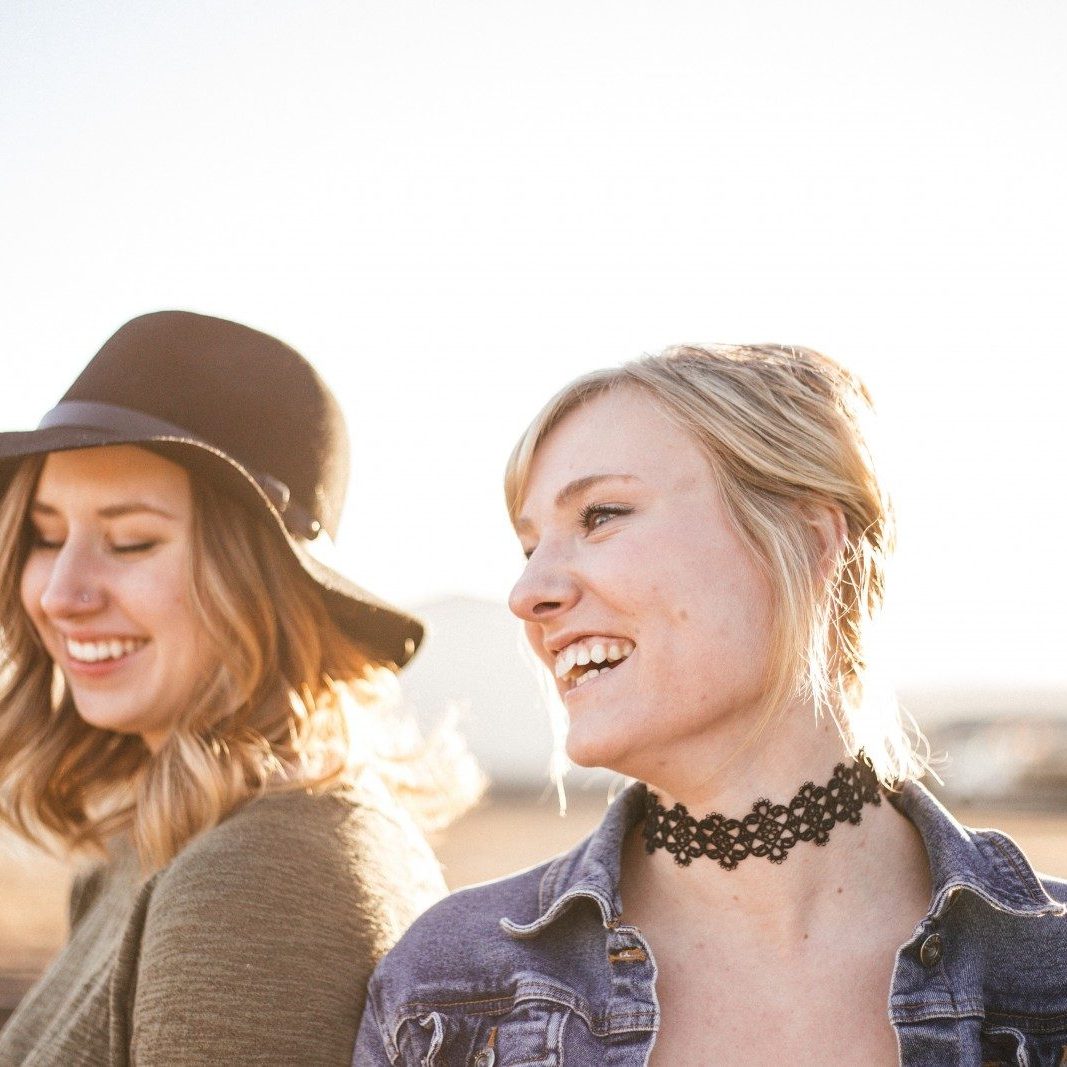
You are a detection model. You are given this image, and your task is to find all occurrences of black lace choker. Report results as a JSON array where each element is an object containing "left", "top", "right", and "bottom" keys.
[{"left": 642, "top": 757, "right": 881, "bottom": 870}]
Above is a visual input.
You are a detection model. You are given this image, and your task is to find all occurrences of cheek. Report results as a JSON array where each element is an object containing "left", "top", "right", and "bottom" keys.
[
  {"left": 128, "top": 556, "right": 194, "bottom": 616},
  {"left": 652, "top": 551, "right": 773, "bottom": 667}
]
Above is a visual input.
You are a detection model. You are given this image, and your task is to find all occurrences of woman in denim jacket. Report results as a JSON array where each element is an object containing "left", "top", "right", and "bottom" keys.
[{"left": 356, "top": 345, "right": 1067, "bottom": 1066}]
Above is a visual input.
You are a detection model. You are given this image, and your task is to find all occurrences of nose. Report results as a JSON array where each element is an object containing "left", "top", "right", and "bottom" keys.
[
  {"left": 36, "top": 540, "right": 106, "bottom": 618},
  {"left": 508, "top": 543, "right": 580, "bottom": 623}
]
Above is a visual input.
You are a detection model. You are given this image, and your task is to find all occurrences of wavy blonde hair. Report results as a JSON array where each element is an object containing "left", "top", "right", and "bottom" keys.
[
  {"left": 505, "top": 344, "right": 925, "bottom": 786},
  {"left": 0, "top": 453, "right": 480, "bottom": 869}
]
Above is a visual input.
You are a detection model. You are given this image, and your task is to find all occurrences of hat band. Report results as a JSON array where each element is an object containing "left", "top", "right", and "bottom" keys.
[
  {"left": 40, "top": 399, "right": 206, "bottom": 442},
  {"left": 38, "top": 400, "right": 323, "bottom": 540}
]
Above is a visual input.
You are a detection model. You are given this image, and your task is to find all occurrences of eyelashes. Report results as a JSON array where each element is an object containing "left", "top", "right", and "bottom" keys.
[
  {"left": 520, "top": 502, "right": 634, "bottom": 559},
  {"left": 578, "top": 502, "right": 633, "bottom": 533},
  {"left": 27, "top": 534, "right": 160, "bottom": 555},
  {"left": 28, "top": 534, "right": 62, "bottom": 550}
]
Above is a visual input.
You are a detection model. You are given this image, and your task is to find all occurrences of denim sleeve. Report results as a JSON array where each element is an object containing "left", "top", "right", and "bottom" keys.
[{"left": 353, "top": 991, "right": 393, "bottom": 1066}]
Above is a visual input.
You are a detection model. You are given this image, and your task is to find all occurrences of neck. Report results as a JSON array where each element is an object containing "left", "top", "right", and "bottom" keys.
[
  {"left": 620, "top": 713, "right": 930, "bottom": 951},
  {"left": 643, "top": 699, "right": 850, "bottom": 814},
  {"left": 643, "top": 753, "right": 879, "bottom": 870}
]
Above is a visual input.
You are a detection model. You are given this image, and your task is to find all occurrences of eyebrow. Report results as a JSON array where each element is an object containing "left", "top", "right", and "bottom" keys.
[
  {"left": 31, "top": 501, "right": 180, "bottom": 521},
  {"left": 514, "top": 473, "right": 640, "bottom": 533},
  {"left": 555, "top": 473, "right": 639, "bottom": 508}
]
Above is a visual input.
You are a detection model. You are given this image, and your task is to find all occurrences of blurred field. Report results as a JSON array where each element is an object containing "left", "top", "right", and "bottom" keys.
[{"left": 3, "top": 791, "right": 1067, "bottom": 1025}]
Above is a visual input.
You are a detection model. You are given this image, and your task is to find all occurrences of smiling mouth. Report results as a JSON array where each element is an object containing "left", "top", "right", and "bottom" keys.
[
  {"left": 554, "top": 637, "right": 635, "bottom": 691},
  {"left": 64, "top": 637, "right": 147, "bottom": 664}
]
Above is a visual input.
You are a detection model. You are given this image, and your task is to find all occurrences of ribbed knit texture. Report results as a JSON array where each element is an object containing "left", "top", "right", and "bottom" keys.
[{"left": 0, "top": 785, "right": 445, "bottom": 1066}]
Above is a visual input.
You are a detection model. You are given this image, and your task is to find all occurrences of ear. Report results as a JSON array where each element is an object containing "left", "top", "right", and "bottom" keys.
[{"left": 803, "top": 501, "right": 847, "bottom": 578}]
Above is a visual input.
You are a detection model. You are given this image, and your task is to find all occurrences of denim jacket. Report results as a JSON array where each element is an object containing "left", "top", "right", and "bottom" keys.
[{"left": 354, "top": 781, "right": 1067, "bottom": 1065}]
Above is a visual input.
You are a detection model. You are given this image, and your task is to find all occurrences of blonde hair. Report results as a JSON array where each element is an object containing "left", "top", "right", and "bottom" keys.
[
  {"left": 505, "top": 344, "right": 924, "bottom": 786},
  {"left": 0, "top": 454, "right": 480, "bottom": 869}
]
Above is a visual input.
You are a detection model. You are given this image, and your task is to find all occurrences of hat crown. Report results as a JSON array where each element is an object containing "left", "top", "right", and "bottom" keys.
[{"left": 63, "top": 311, "right": 348, "bottom": 537}]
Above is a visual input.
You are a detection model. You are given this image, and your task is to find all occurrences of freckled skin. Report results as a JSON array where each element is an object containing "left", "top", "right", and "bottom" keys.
[{"left": 509, "top": 389, "right": 777, "bottom": 786}]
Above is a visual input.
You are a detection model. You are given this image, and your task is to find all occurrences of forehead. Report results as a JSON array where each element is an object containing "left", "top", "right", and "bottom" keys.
[
  {"left": 523, "top": 388, "right": 712, "bottom": 506},
  {"left": 34, "top": 446, "right": 192, "bottom": 508}
]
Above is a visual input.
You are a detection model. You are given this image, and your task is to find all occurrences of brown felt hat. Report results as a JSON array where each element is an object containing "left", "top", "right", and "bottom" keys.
[{"left": 0, "top": 310, "right": 423, "bottom": 668}]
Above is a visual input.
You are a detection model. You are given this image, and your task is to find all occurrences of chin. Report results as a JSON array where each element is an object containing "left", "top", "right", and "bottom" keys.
[
  {"left": 563, "top": 732, "right": 603, "bottom": 770},
  {"left": 71, "top": 700, "right": 145, "bottom": 739},
  {"left": 564, "top": 724, "right": 637, "bottom": 776}
]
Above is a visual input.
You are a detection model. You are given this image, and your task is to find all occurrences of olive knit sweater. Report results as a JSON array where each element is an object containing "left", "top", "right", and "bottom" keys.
[{"left": 0, "top": 784, "right": 446, "bottom": 1066}]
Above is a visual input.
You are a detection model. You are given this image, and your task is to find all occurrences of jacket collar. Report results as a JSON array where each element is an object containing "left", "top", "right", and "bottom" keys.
[
  {"left": 889, "top": 778, "right": 1064, "bottom": 919},
  {"left": 501, "top": 783, "right": 641, "bottom": 938},
  {"left": 502, "top": 778, "right": 1063, "bottom": 940}
]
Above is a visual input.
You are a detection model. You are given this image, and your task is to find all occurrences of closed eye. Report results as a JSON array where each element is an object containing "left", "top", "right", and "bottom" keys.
[
  {"left": 26, "top": 535, "right": 160, "bottom": 555},
  {"left": 28, "top": 534, "right": 62, "bottom": 551},
  {"left": 111, "top": 541, "right": 160, "bottom": 554}
]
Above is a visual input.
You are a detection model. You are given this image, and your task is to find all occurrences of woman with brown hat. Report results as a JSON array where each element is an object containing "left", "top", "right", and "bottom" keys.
[
  {"left": 0, "top": 311, "right": 477, "bottom": 1065},
  {"left": 356, "top": 344, "right": 1067, "bottom": 1065}
]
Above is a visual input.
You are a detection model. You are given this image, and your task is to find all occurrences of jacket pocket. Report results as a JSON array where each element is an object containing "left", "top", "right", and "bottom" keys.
[
  {"left": 980, "top": 1024, "right": 1067, "bottom": 1067},
  {"left": 415, "top": 1011, "right": 446, "bottom": 1066},
  {"left": 396, "top": 1001, "right": 568, "bottom": 1066}
]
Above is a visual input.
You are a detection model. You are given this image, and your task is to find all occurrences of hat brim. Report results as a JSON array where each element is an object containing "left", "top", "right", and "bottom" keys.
[{"left": 0, "top": 426, "right": 423, "bottom": 669}]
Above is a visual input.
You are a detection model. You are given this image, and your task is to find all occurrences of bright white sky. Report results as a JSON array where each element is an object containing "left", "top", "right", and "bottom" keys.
[{"left": 1, "top": 1, "right": 1064, "bottom": 691}]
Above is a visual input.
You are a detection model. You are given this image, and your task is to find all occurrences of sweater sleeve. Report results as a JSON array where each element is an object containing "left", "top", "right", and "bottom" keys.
[{"left": 126, "top": 791, "right": 442, "bottom": 1067}]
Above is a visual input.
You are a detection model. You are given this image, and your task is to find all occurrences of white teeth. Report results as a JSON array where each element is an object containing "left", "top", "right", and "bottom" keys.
[
  {"left": 553, "top": 636, "right": 635, "bottom": 684},
  {"left": 555, "top": 646, "right": 577, "bottom": 679},
  {"left": 575, "top": 667, "right": 602, "bottom": 688},
  {"left": 66, "top": 638, "right": 144, "bottom": 664}
]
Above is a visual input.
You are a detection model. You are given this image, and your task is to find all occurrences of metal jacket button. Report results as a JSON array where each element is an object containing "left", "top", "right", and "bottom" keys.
[
  {"left": 919, "top": 932, "right": 943, "bottom": 967},
  {"left": 473, "top": 1026, "right": 497, "bottom": 1066}
]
